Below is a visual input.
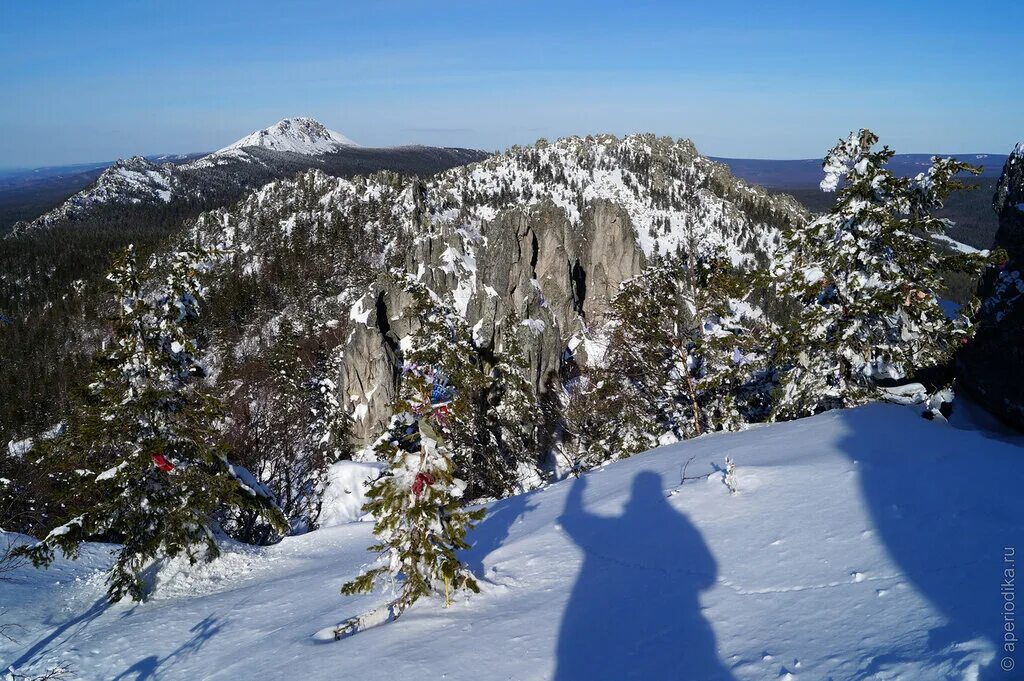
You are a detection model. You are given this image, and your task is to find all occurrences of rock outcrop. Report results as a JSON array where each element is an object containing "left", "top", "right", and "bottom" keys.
[
  {"left": 343, "top": 198, "right": 650, "bottom": 442},
  {"left": 330, "top": 134, "right": 805, "bottom": 445},
  {"left": 957, "top": 142, "right": 1024, "bottom": 429},
  {"left": 192, "top": 133, "right": 806, "bottom": 447}
]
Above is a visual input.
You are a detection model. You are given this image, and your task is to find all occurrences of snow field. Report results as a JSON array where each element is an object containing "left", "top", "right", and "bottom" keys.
[{"left": 2, "top": 403, "right": 1022, "bottom": 680}]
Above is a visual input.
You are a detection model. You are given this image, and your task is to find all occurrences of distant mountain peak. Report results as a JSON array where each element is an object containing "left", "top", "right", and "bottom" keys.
[
  {"left": 110, "top": 155, "right": 162, "bottom": 171},
  {"left": 216, "top": 117, "right": 358, "bottom": 156}
]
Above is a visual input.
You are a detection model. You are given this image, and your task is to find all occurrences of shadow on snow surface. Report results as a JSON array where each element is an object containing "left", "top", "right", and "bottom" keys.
[
  {"left": 112, "top": 613, "right": 225, "bottom": 680},
  {"left": 554, "top": 471, "right": 735, "bottom": 680},
  {"left": 7, "top": 597, "right": 109, "bottom": 672},
  {"left": 837, "top": 404, "right": 1024, "bottom": 680}
]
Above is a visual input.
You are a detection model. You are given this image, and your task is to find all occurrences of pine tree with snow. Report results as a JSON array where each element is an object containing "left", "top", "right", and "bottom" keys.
[
  {"left": 558, "top": 362, "right": 656, "bottom": 474},
  {"left": 601, "top": 259, "right": 689, "bottom": 453},
  {"left": 599, "top": 250, "right": 767, "bottom": 455},
  {"left": 337, "top": 358, "right": 484, "bottom": 639},
  {"left": 690, "top": 257, "right": 775, "bottom": 431},
  {"left": 395, "top": 280, "right": 493, "bottom": 495},
  {"left": 15, "top": 244, "right": 286, "bottom": 602},
  {"left": 772, "top": 129, "right": 992, "bottom": 419},
  {"left": 386, "top": 278, "right": 538, "bottom": 499},
  {"left": 478, "top": 314, "right": 543, "bottom": 493}
]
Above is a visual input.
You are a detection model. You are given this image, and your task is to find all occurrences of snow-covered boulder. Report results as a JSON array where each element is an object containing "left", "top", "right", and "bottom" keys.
[{"left": 318, "top": 460, "right": 386, "bottom": 527}]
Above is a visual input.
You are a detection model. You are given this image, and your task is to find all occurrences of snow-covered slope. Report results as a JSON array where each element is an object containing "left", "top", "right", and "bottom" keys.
[
  {"left": 10, "top": 118, "right": 484, "bottom": 234},
  {"left": 3, "top": 403, "right": 1021, "bottom": 680},
  {"left": 12, "top": 156, "right": 182, "bottom": 226},
  {"left": 215, "top": 117, "right": 358, "bottom": 155}
]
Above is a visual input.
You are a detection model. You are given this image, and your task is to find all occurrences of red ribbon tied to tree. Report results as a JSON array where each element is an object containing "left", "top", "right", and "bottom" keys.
[
  {"left": 433, "top": 404, "right": 451, "bottom": 424},
  {"left": 412, "top": 472, "right": 435, "bottom": 498},
  {"left": 151, "top": 452, "right": 174, "bottom": 472}
]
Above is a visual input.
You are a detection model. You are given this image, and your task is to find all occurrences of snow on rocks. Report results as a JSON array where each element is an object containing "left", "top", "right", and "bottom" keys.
[
  {"left": 425, "top": 133, "right": 794, "bottom": 265},
  {"left": 6, "top": 437, "right": 33, "bottom": 458}
]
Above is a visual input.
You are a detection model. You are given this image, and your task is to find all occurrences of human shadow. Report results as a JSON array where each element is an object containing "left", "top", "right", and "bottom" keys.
[
  {"left": 7, "top": 597, "right": 109, "bottom": 671},
  {"left": 112, "top": 614, "right": 224, "bottom": 680},
  {"left": 837, "top": 404, "right": 1024, "bottom": 679},
  {"left": 555, "top": 472, "right": 735, "bottom": 680},
  {"left": 112, "top": 655, "right": 159, "bottom": 681},
  {"left": 462, "top": 492, "right": 537, "bottom": 581}
]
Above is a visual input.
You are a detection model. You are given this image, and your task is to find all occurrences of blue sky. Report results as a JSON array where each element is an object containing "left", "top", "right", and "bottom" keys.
[{"left": 1, "top": 0, "right": 1021, "bottom": 168}]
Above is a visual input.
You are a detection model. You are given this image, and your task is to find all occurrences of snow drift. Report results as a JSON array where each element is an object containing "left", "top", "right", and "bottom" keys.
[{"left": 317, "top": 460, "right": 385, "bottom": 527}]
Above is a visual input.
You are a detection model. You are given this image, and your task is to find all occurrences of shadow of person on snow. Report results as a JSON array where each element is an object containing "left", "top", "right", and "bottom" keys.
[
  {"left": 7, "top": 597, "right": 109, "bottom": 672},
  {"left": 462, "top": 492, "right": 537, "bottom": 582},
  {"left": 837, "top": 404, "right": 1024, "bottom": 680},
  {"left": 555, "top": 472, "right": 735, "bottom": 681},
  {"left": 112, "top": 613, "right": 224, "bottom": 680}
]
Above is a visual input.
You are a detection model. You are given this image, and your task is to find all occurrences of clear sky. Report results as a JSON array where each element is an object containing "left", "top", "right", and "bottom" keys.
[{"left": 1, "top": 0, "right": 1021, "bottom": 168}]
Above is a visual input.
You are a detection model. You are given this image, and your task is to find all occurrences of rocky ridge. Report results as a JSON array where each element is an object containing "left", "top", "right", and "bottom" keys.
[
  {"left": 10, "top": 118, "right": 486, "bottom": 234},
  {"left": 192, "top": 133, "right": 807, "bottom": 446}
]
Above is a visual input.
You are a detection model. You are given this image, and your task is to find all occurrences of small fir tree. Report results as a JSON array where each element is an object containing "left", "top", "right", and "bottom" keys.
[
  {"left": 396, "top": 281, "right": 492, "bottom": 496},
  {"left": 389, "top": 278, "right": 539, "bottom": 498},
  {"left": 558, "top": 364, "right": 647, "bottom": 473},
  {"left": 15, "top": 245, "right": 285, "bottom": 602},
  {"left": 772, "top": 129, "right": 991, "bottom": 418},
  {"left": 337, "top": 360, "right": 484, "bottom": 639},
  {"left": 690, "top": 264, "right": 775, "bottom": 431},
  {"left": 602, "top": 260, "right": 690, "bottom": 452}
]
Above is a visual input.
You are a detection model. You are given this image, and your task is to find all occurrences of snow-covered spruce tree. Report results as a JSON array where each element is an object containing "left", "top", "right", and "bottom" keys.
[
  {"left": 397, "top": 281, "right": 492, "bottom": 495},
  {"left": 681, "top": 251, "right": 774, "bottom": 432},
  {"left": 771, "top": 129, "right": 991, "bottom": 418},
  {"left": 15, "top": 245, "right": 286, "bottom": 602},
  {"left": 479, "top": 313, "right": 543, "bottom": 493},
  {"left": 337, "top": 356, "right": 484, "bottom": 639},
  {"left": 392, "top": 278, "right": 537, "bottom": 499},
  {"left": 556, "top": 363, "right": 646, "bottom": 474},
  {"left": 600, "top": 259, "right": 689, "bottom": 455},
  {"left": 598, "top": 250, "right": 767, "bottom": 457}
]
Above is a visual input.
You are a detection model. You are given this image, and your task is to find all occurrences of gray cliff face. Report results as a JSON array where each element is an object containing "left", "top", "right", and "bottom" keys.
[
  {"left": 958, "top": 143, "right": 1024, "bottom": 430},
  {"left": 342, "top": 198, "right": 648, "bottom": 444}
]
